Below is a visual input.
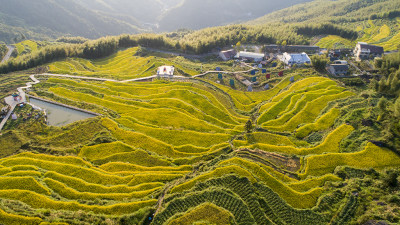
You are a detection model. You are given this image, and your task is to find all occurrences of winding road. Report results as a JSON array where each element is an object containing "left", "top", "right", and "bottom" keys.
[{"left": 1, "top": 45, "right": 14, "bottom": 64}]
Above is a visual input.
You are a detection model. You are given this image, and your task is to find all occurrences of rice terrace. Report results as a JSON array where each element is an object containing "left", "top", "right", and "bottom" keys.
[{"left": 1, "top": 0, "right": 400, "bottom": 225}]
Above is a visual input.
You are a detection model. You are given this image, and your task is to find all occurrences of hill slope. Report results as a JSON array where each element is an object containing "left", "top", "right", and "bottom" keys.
[
  {"left": 0, "top": 0, "right": 146, "bottom": 42},
  {"left": 157, "top": 0, "right": 311, "bottom": 31}
]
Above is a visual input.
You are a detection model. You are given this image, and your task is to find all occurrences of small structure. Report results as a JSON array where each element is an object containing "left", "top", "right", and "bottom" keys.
[
  {"left": 157, "top": 66, "right": 175, "bottom": 77},
  {"left": 247, "top": 85, "right": 253, "bottom": 92},
  {"left": 354, "top": 42, "right": 384, "bottom": 61},
  {"left": 280, "top": 52, "right": 311, "bottom": 66},
  {"left": 219, "top": 49, "right": 237, "bottom": 61},
  {"left": 328, "top": 64, "right": 349, "bottom": 76},
  {"left": 264, "top": 84, "right": 270, "bottom": 90},
  {"left": 235, "top": 51, "right": 265, "bottom": 62},
  {"left": 333, "top": 60, "right": 348, "bottom": 65}
]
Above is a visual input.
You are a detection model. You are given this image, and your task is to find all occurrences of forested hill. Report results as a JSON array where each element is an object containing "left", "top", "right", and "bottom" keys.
[
  {"left": 0, "top": 0, "right": 312, "bottom": 43},
  {"left": 249, "top": 0, "right": 400, "bottom": 24},
  {"left": 156, "top": 0, "right": 311, "bottom": 31},
  {"left": 0, "top": 0, "right": 144, "bottom": 42}
]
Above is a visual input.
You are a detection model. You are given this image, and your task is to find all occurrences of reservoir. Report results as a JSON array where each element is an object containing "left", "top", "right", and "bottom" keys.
[{"left": 29, "top": 98, "right": 96, "bottom": 127}]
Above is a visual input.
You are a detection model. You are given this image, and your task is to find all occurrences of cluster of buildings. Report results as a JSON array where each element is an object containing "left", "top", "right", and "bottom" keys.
[
  {"left": 219, "top": 42, "right": 387, "bottom": 77},
  {"left": 220, "top": 46, "right": 312, "bottom": 66}
]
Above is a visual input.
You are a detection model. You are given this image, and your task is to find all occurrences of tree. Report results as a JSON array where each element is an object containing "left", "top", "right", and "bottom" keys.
[
  {"left": 311, "top": 55, "right": 328, "bottom": 72},
  {"left": 281, "top": 40, "right": 287, "bottom": 46},
  {"left": 245, "top": 120, "right": 253, "bottom": 133}
]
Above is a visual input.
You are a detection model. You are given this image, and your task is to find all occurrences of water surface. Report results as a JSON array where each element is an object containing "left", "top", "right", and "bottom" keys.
[{"left": 30, "top": 98, "right": 95, "bottom": 126}]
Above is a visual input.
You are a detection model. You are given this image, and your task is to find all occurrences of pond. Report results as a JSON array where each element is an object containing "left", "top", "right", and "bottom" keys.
[{"left": 29, "top": 98, "right": 96, "bottom": 127}]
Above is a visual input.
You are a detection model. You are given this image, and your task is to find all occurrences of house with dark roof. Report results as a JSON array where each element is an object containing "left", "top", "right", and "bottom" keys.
[
  {"left": 328, "top": 64, "right": 349, "bottom": 76},
  {"left": 219, "top": 49, "right": 237, "bottom": 61},
  {"left": 354, "top": 42, "right": 384, "bottom": 60}
]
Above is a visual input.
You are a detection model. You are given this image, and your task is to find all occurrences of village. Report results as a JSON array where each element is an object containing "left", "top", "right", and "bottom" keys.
[{"left": 219, "top": 41, "right": 386, "bottom": 79}]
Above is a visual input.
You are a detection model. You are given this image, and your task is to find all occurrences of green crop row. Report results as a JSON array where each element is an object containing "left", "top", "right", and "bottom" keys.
[
  {"left": 8, "top": 152, "right": 91, "bottom": 167},
  {"left": 166, "top": 203, "right": 234, "bottom": 225},
  {"left": 3, "top": 170, "right": 42, "bottom": 177},
  {"left": 154, "top": 188, "right": 256, "bottom": 225},
  {"left": 1, "top": 157, "right": 133, "bottom": 186},
  {"left": 288, "top": 174, "right": 341, "bottom": 192},
  {"left": 264, "top": 91, "right": 354, "bottom": 131},
  {"left": 217, "top": 157, "right": 323, "bottom": 208},
  {"left": 295, "top": 108, "right": 341, "bottom": 138},
  {"left": 0, "top": 189, "right": 157, "bottom": 215},
  {"left": 233, "top": 132, "right": 295, "bottom": 148},
  {"left": 162, "top": 175, "right": 327, "bottom": 225},
  {"left": 170, "top": 165, "right": 257, "bottom": 193},
  {"left": 302, "top": 143, "right": 400, "bottom": 177},
  {"left": 44, "top": 171, "right": 163, "bottom": 194},
  {"left": 0, "top": 176, "right": 50, "bottom": 195},
  {"left": 262, "top": 89, "right": 342, "bottom": 127},
  {"left": 0, "top": 208, "right": 42, "bottom": 225},
  {"left": 44, "top": 178, "right": 160, "bottom": 201},
  {"left": 241, "top": 124, "right": 354, "bottom": 156},
  {"left": 117, "top": 117, "right": 231, "bottom": 148},
  {"left": 101, "top": 118, "right": 194, "bottom": 158},
  {"left": 98, "top": 162, "right": 192, "bottom": 173}
]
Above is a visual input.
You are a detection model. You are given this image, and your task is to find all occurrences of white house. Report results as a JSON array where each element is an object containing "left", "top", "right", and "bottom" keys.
[
  {"left": 235, "top": 51, "right": 265, "bottom": 62},
  {"left": 157, "top": 66, "right": 174, "bottom": 77},
  {"left": 354, "top": 42, "right": 384, "bottom": 61},
  {"left": 219, "top": 49, "right": 237, "bottom": 61},
  {"left": 281, "top": 52, "right": 311, "bottom": 66}
]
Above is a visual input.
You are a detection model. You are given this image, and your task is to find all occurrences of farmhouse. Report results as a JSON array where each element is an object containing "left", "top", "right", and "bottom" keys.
[
  {"left": 235, "top": 51, "right": 265, "bottom": 62},
  {"left": 219, "top": 49, "right": 237, "bottom": 61},
  {"left": 157, "top": 65, "right": 175, "bottom": 77},
  {"left": 354, "top": 42, "right": 384, "bottom": 60},
  {"left": 280, "top": 52, "right": 311, "bottom": 66},
  {"left": 328, "top": 64, "right": 349, "bottom": 76}
]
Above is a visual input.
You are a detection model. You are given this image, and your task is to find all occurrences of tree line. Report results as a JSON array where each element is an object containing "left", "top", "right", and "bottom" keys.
[
  {"left": 0, "top": 22, "right": 357, "bottom": 74},
  {"left": 296, "top": 24, "right": 358, "bottom": 40}
]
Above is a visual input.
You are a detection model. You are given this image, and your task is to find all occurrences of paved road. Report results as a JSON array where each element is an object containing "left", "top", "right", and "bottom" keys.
[{"left": 1, "top": 45, "right": 14, "bottom": 64}]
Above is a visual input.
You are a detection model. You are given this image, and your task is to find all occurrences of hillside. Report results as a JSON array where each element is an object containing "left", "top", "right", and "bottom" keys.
[
  {"left": 157, "top": 0, "right": 310, "bottom": 31},
  {"left": 0, "top": 45, "right": 400, "bottom": 224},
  {"left": 249, "top": 0, "right": 400, "bottom": 50},
  {"left": 0, "top": 0, "right": 313, "bottom": 43},
  {"left": 0, "top": 0, "right": 145, "bottom": 42}
]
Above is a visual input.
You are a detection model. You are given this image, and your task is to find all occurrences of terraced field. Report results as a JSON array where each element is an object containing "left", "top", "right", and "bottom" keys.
[
  {"left": 1, "top": 53, "right": 400, "bottom": 224},
  {"left": 316, "top": 19, "right": 400, "bottom": 50},
  {"left": 13, "top": 40, "right": 47, "bottom": 57},
  {"left": 48, "top": 47, "right": 236, "bottom": 80}
]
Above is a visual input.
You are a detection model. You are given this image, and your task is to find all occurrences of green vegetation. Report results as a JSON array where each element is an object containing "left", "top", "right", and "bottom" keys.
[
  {"left": 1, "top": 0, "right": 400, "bottom": 221},
  {"left": 1, "top": 61, "right": 398, "bottom": 223}
]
